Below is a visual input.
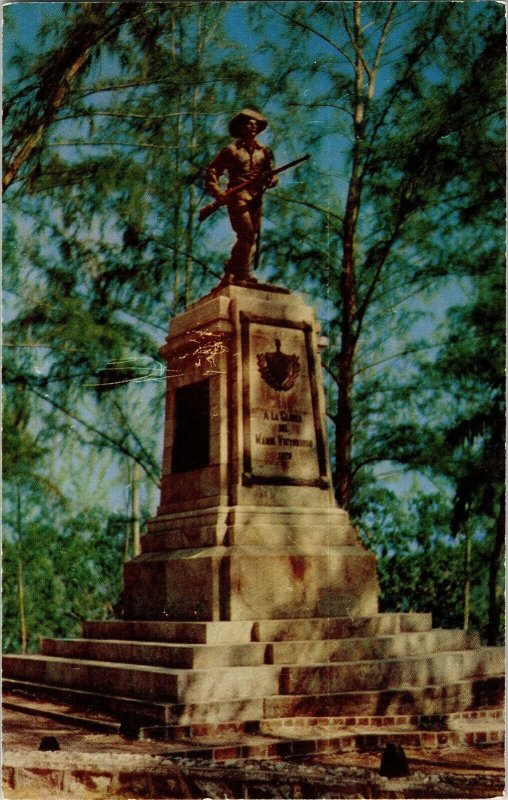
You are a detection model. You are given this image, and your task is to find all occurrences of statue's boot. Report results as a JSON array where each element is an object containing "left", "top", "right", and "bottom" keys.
[{"left": 224, "top": 239, "right": 258, "bottom": 285}]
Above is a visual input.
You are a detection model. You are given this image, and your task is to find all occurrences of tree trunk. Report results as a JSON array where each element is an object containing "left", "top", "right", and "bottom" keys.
[
  {"left": 463, "top": 519, "right": 472, "bottom": 632},
  {"left": 3, "top": 4, "right": 137, "bottom": 191},
  {"left": 184, "top": 16, "right": 202, "bottom": 306},
  {"left": 486, "top": 490, "right": 505, "bottom": 645},
  {"left": 334, "top": 0, "right": 364, "bottom": 509},
  {"left": 172, "top": 106, "right": 182, "bottom": 308},
  {"left": 335, "top": 336, "right": 356, "bottom": 508},
  {"left": 131, "top": 461, "right": 141, "bottom": 557},
  {"left": 17, "top": 556, "right": 28, "bottom": 654},
  {"left": 333, "top": 1, "right": 396, "bottom": 507},
  {"left": 16, "top": 486, "right": 28, "bottom": 653},
  {"left": 171, "top": 20, "right": 184, "bottom": 312}
]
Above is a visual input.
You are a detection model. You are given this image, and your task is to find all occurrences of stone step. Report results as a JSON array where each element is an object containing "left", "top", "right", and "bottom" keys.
[
  {"left": 265, "top": 676, "right": 505, "bottom": 718},
  {"left": 254, "top": 722, "right": 506, "bottom": 756},
  {"left": 3, "top": 690, "right": 504, "bottom": 764},
  {"left": 41, "top": 638, "right": 267, "bottom": 669},
  {"left": 258, "top": 707, "right": 505, "bottom": 737},
  {"left": 133, "top": 720, "right": 505, "bottom": 756},
  {"left": 2, "top": 678, "right": 264, "bottom": 725},
  {"left": 151, "top": 706, "right": 505, "bottom": 742},
  {"left": 2, "top": 655, "right": 280, "bottom": 703},
  {"left": 82, "top": 619, "right": 255, "bottom": 645},
  {"left": 9, "top": 647, "right": 498, "bottom": 708},
  {"left": 5, "top": 681, "right": 503, "bottom": 743},
  {"left": 280, "top": 648, "right": 505, "bottom": 695},
  {"left": 4, "top": 672, "right": 504, "bottom": 728},
  {"left": 2, "top": 696, "right": 121, "bottom": 733},
  {"left": 80, "top": 613, "right": 431, "bottom": 645},
  {"left": 42, "top": 628, "right": 478, "bottom": 670},
  {"left": 266, "top": 629, "right": 480, "bottom": 664},
  {"left": 122, "top": 714, "right": 507, "bottom": 753},
  {"left": 226, "top": 722, "right": 505, "bottom": 757},
  {"left": 252, "top": 612, "right": 432, "bottom": 642}
]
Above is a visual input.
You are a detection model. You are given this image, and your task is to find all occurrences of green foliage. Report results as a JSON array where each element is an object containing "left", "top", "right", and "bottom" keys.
[
  {"left": 2, "top": 496, "right": 124, "bottom": 653},
  {"left": 354, "top": 486, "right": 503, "bottom": 638}
]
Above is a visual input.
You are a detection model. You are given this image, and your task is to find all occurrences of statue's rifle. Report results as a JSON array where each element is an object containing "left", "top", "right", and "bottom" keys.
[{"left": 198, "top": 153, "right": 310, "bottom": 223}]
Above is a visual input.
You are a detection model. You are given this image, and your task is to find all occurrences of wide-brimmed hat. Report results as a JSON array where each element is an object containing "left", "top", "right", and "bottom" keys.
[{"left": 229, "top": 108, "right": 268, "bottom": 137}]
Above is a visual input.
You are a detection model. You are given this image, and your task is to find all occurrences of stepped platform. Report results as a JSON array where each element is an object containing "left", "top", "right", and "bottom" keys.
[
  {"left": 3, "top": 284, "right": 504, "bottom": 770},
  {"left": 3, "top": 611, "right": 504, "bottom": 748}
]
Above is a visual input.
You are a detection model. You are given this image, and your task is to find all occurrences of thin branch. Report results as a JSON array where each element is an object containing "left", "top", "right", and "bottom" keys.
[
  {"left": 118, "top": 308, "right": 168, "bottom": 333},
  {"left": 4, "top": 342, "right": 59, "bottom": 349},
  {"left": 358, "top": 326, "right": 483, "bottom": 368},
  {"left": 5, "top": 262, "right": 177, "bottom": 334},
  {"left": 354, "top": 217, "right": 405, "bottom": 342},
  {"left": 373, "top": 3, "right": 397, "bottom": 80},
  {"left": 366, "top": 5, "right": 452, "bottom": 156},
  {"left": 110, "top": 396, "right": 160, "bottom": 479},
  {"left": 139, "top": 232, "right": 222, "bottom": 279},
  {"left": 273, "top": 191, "right": 344, "bottom": 222},
  {"left": 366, "top": 276, "right": 444, "bottom": 312},
  {"left": 340, "top": 1, "right": 372, "bottom": 79},
  {"left": 56, "top": 110, "right": 222, "bottom": 122},
  {"left": 286, "top": 101, "right": 354, "bottom": 118},
  {"left": 39, "top": 141, "right": 199, "bottom": 150},
  {"left": 351, "top": 454, "right": 392, "bottom": 477},
  {"left": 4, "top": 365, "right": 160, "bottom": 486},
  {"left": 353, "top": 381, "right": 427, "bottom": 404},
  {"left": 3, "top": 3, "right": 140, "bottom": 192},
  {"left": 264, "top": 1, "right": 355, "bottom": 68},
  {"left": 353, "top": 342, "right": 443, "bottom": 377},
  {"left": 76, "top": 77, "right": 232, "bottom": 99},
  {"left": 322, "top": 359, "right": 339, "bottom": 385},
  {"left": 350, "top": 459, "right": 443, "bottom": 481}
]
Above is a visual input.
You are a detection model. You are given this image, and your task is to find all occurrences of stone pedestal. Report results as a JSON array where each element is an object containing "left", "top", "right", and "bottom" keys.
[
  {"left": 123, "top": 283, "right": 379, "bottom": 621},
  {"left": 4, "top": 281, "right": 504, "bottom": 746}
]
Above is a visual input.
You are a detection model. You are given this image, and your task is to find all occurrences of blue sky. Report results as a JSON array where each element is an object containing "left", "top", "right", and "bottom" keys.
[
  {"left": 4, "top": 1, "right": 475, "bottom": 338},
  {"left": 3, "top": 2, "right": 58, "bottom": 59}
]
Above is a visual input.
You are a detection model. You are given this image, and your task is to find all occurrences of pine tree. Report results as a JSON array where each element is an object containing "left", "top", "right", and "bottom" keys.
[{"left": 249, "top": 1, "right": 505, "bottom": 508}]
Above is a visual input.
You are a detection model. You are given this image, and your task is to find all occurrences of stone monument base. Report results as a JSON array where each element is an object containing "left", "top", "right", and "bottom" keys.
[
  {"left": 124, "top": 506, "right": 378, "bottom": 621},
  {"left": 4, "top": 611, "right": 504, "bottom": 744},
  {"left": 2, "top": 282, "right": 504, "bottom": 749}
]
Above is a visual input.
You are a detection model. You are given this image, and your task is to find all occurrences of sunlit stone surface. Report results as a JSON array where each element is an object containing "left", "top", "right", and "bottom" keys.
[{"left": 123, "top": 283, "right": 379, "bottom": 621}]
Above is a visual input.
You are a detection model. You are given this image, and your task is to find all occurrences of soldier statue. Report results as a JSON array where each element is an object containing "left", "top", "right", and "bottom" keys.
[{"left": 204, "top": 108, "right": 278, "bottom": 285}]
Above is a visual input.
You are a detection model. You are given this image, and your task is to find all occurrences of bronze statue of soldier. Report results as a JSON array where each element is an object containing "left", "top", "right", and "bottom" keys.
[{"left": 204, "top": 108, "right": 278, "bottom": 284}]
